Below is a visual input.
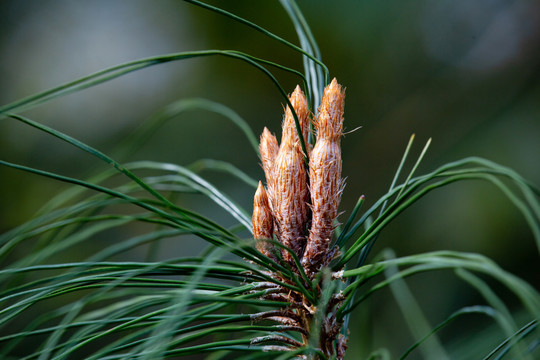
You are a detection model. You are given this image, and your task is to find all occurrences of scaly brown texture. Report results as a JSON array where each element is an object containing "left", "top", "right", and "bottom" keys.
[
  {"left": 258, "top": 127, "right": 279, "bottom": 230},
  {"left": 272, "top": 86, "right": 310, "bottom": 263},
  {"left": 250, "top": 80, "right": 348, "bottom": 359},
  {"left": 252, "top": 181, "right": 275, "bottom": 259},
  {"left": 303, "top": 78, "right": 345, "bottom": 275},
  {"left": 259, "top": 127, "right": 279, "bottom": 187},
  {"left": 272, "top": 140, "right": 308, "bottom": 263},
  {"left": 282, "top": 85, "right": 311, "bottom": 154}
]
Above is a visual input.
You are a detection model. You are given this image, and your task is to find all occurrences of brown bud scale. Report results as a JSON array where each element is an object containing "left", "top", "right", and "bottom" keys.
[
  {"left": 250, "top": 79, "right": 349, "bottom": 359},
  {"left": 252, "top": 181, "right": 275, "bottom": 259},
  {"left": 303, "top": 78, "right": 346, "bottom": 275}
]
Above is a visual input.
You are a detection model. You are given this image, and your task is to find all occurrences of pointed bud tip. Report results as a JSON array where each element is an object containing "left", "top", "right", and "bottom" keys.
[
  {"left": 316, "top": 79, "right": 345, "bottom": 138},
  {"left": 260, "top": 128, "right": 279, "bottom": 152},
  {"left": 253, "top": 180, "right": 274, "bottom": 255},
  {"left": 326, "top": 78, "right": 345, "bottom": 96},
  {"left": 259, "top": 129, "right": 279, "bottom": 187},
  {"left": 254, "top": 181, "right": 268, "bottom": 203},
  {"left": 282, "top": 85, "right": 309, "bottom": 147},
  {"left": 289, "top": 86, "right": 307, "bottom": 108}
]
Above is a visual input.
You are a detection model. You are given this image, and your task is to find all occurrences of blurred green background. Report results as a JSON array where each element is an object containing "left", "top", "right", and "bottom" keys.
[{"left": 1, "top": 0, "right": 539, "bottom": 358}]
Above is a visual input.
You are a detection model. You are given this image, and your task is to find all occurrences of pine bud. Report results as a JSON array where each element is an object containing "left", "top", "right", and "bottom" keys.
[
  {"left": 253, "top": 181, "right": 275, "bottom": 259},
  {"left": 282, "top": 86, "right": 310, "bottom": 150},
  {"left": 272, "top": 87, "right": 310, "bottom": 263},
  {"left": 315, "top": 78, "right": 344, "bottom": 140},
  {"left": 303, "top": 78, "right": 345, "bottom": 274},
  {"left": 259, "top": 127, "right": 279, "bottom": 187}
]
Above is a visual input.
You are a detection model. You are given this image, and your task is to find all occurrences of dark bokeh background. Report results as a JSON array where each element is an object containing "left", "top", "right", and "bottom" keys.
[{"left": 1, "top": 0, "right": 539, "bottom": 358}]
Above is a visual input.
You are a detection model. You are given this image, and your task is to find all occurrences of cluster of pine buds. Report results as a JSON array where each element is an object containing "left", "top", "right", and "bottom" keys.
[{"left": 253, "top": 78, "right": 345, "bottom": 277}]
